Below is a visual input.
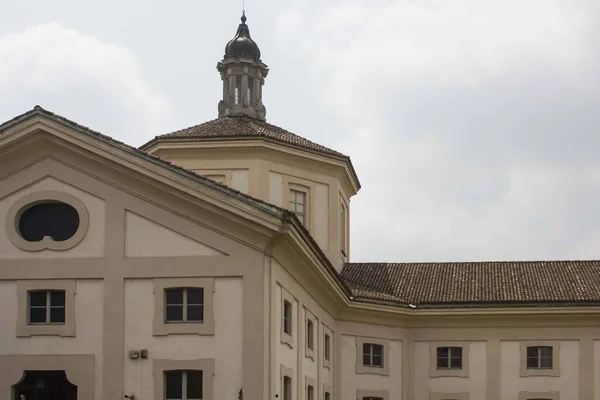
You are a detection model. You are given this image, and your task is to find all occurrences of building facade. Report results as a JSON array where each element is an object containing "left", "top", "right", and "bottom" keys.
[{"left": 1, "top": 13, "right": 600, "bottom": 400}]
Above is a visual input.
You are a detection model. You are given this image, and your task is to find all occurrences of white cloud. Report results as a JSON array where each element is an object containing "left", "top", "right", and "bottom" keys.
[
  {"left": 276, "top": 0, "right": 600, "bottom": 262},
  {"left": 0, "top": 23, "right": 170, "bottom": 145}
]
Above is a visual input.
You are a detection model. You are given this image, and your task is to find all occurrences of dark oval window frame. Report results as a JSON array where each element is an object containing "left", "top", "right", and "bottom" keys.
[{"left": 6, "top": 191, "right": 89, "bottom": 252}]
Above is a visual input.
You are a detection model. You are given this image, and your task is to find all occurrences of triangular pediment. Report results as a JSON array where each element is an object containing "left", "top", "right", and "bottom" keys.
[{"left": 124, "top": 211, "right": 226, "bottom": 257}]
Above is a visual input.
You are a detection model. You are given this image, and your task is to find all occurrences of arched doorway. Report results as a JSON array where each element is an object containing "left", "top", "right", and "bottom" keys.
[{"left": 13, "top": 371, "right": 77, "bottom": 400}]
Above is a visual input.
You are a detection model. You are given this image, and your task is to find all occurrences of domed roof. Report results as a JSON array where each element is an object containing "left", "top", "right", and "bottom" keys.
[{"left": 224, "top": 12, "right": 261, "bottom": 61}]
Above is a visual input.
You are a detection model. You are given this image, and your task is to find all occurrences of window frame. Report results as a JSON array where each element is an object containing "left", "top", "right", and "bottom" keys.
[
  {"left": 153, "top": 359, "right": 214, "bottom": 400},
  {"left": 164, "top": 287, "right": 205, "bottom": 324},
  {"left": 429, "top": 393, "right": 470, "bottom": 400},
  {"left": 518, "top": 391, "right": 560, "bottom": 400},
  {"left": 305, "top": 309, "right": 316, "bottom": 360},
  {"left": 6, "top": 191, "right": 90, "bottom": 252},
  {"left": 153, "top": 278, "right": 215, "bottom": 336},
  {"left": 323, "top": 383, "right": 332, "bottom": 400},
  {"left": 339, "top": 196, "right": 348, "bottom": 258},
  {"left": 281, "top": 365, "right": 294, "bottom": 400},
  {"left": 355, "top": 337, "right": 390, "bottom": 375},
  {"left": 282, "top": 177, "right": 315, "bottom": 231},
  {"left": 429, "top": 342, "right": 470, "bottom": 378},
  {"left": 356, "top": 389, "right": 389, "bottom": 400},
  {"left": 281, "top": 289, "right": 294, "bottom": 348},
  {"left": 17, "top": 279, "right": 76, "bottom": 337},
  {"left": 323, "top": 323, "right": 333, "bottom": 369},
  {"left": 288, "top": 188, "right": 308, "bottom": 226},
  {"left": 519, "top": 341, "right": 560, "bottom": 377},
  {"left": 305, "top": 376, "right": 316, "bottom": 400},
  {"left": 164, "top": 369, "right": 203, "bottom": 400},
  {"left": 28, "top": 289, "right": 66, "bottom": 325}
]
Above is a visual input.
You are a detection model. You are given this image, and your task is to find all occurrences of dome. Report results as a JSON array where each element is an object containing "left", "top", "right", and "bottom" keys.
[{"left": 224, "top": 13, "right": 261, "bottom": 61}]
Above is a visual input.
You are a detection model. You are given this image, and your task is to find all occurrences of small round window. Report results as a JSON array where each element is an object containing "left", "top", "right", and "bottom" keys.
[
  {"left": 6, "top": 191, "right": 89, "bottom": 252},
  {"left": 18, "top": 201, "right": 80, "bottom": 242}
]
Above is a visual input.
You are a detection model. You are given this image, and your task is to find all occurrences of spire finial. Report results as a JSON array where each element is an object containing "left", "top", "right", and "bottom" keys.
[{"left": 241, "top": 10, "right": 246, "bottom": 24}]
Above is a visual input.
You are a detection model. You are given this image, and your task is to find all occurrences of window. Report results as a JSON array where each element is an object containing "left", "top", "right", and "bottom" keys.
[
  {"left": 306, "top": 319, "right": 314, "bottom": 350},
  {"left": 324, "top": 334, "right": 331, "bottom": 361},
  {"left": 324, "top": 393, "right": 331, "bottom": 400},
  {"left": 28, "top": 290, "right": 65, "bottom": 324},
  {"left": 247, "top": 77, "right": 254, "bottom": 105},
  {"left": 437, "top": 346, "right": 463, "bottom": 369},
  {"left": 356, "top": 390, "right": 389, "bottom": 400},
  {"left": 527, "top": 346, "right": 553, "bottom": 369},
  {"left": 289, "top": 189, "right": 307, "bottom": 225},
  {"left": 17, "top": 280, "right": 76, "bottom": 337},
  {"left": 154, "top": 359, "right": 214, "bottom": 400},
  {"left": 281, "top": 290, "right": 294, "bottom": 347},
  {"left": 307, "top": 385, "right": 314, "bottom": 400},
  {"left": 164, "top": 370, "right": 202, "bottom": 400},
  {"left": 235, "top": 76, "right": 242, "bottom": 105},
  {"left": 283, "top": 376, "right": 292, "bottom": 400},
  {"left": 363, "top": 343, "right": 383, "bottom": 367},
  {"left": 153, "top": 278, "right": 215, "bottom": 336},
  {"left": 165, "top": 288, "right": 204, "bottom": 323},
  {"left": 283, "top": 300, "right": 292, "bottom": 335},
  {"left": 356, "top": 337, "right": 389, "bottom": 375},
  {"left": 518, "top": 392, "right": 559, "bottom": 400},
  {"left": 340, "top": 200, "right": 347, "bottom": 256},
  {"left": 7, "top": 191, "right": 90, "bottom": 252}
]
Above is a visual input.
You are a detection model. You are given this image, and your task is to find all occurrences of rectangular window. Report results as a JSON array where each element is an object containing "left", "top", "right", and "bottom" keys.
[
  {"left": 283, "top": 300, "right": 292, "bottom": 335},
  {"left": 165, "top": 288, "right": 204, "bottom": 323},
  {"left": 28, "top": 290, "right": 65, "bottom": 324},
  {"left": 324, "top": 334, "right": 331, "bottom": 361},
  {"left": 289, "top": 189, "right": 307, "bottom": 225},
  {"left": 306, "top": 319, "right": 314, "bottom": 350},
  {"left": 283, "top": 376, "right": 292, "bottom": 400},
  {"left": 307, "top": 385, "right": 314, "bottom": 400},
  {"left": 436, "top": 346, "right": 463, "bottom": 369},
  {"left": 340, "top": 201, "right": 347, "bottom": 256},
  {"left": 527, "top": 346, "right": 553, "bottom": 369},
  {"left": 164, "top": 370, "right": 203, "bottom": 400},
  {"left": 362, "top": 343, "right": 384, "bottom": 367},
  {"left": 247, "top": 77, "right": 254, "bottom": 106},
  {"left": 235, "top": 76, "right": 242, "bottom": 106}
]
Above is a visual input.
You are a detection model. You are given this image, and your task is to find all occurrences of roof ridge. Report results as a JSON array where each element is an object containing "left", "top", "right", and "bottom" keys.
[{"left": 345, "top": 259, "right": 600, "bottom": 265}]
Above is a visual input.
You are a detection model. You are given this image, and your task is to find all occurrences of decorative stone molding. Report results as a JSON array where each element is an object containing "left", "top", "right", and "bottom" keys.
[
  {"left": 430, "top": 392, "right": 470, "bottom": 400},
  {"left": 153, "top": 359, "right": 215, "bottom": 400},
  {"left": 429, "top": 341, "right": 471, "bottom": 378},
  {"left": 519, "top": 391, "right": 560, "bottom": 400},
  {"left": 6, "top": 190, "right": 89, "bottom": 251},
  {"left": 0, "top": 355, "right": 94, "bottom": 399},
  {"left": 16, "top": 279, "right": 76, "bottom": 337},
  {"left": 519, "top": 340, "right": 560, "bottom": 377},
  {"left": 153, "top": 277, "right": 215, "bottom": 336},
  {"left": 356, "top": 389, "right": 389, "bottom": 400},
  {"left": 355, "top": 336, "right": 390, "bottom": 376}
]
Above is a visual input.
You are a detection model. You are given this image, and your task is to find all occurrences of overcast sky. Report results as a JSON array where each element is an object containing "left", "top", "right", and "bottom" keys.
[{"left": 1, "top": 0, "right": 599, "bottom": 262}]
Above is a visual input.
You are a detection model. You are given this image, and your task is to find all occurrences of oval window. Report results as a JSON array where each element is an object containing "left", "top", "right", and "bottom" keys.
[{"left": 18, "top": 202, "right": 80, "bottom": 242}]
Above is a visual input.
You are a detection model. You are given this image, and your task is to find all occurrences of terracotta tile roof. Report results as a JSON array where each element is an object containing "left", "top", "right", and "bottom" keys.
[
  {"left": 0, "top": 106, "right": 286, "bottom": 216},
  {"left": 341, "top": 261, "right": 600, "bottom": 307},
  {"left": 143, "top": 116, "right": 349, "bottom": 159}
]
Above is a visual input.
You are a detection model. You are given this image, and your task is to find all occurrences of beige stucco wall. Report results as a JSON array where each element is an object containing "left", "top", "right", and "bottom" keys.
[
  {"left": 0, "top": 177, "right": 105, "bottom": 259},
  {"left": 414, "top": 341, "right": 486, "bottom": 400},
  {"left": 124, "top": 211, "right": 224, "bottom": 257},
  {"left": 123, "top": 277, "right": 243, "bottom": 400},
  {"left": 340, "top": 334, "right": 402, "bottom": 399},
  {"left": 0, "top": 279, "right": 104, "bottom": 399},
  {"left": 273, "top": 259, "right": 336, "bottom": 400},
  {"left": 500, "top": 340, "right": 579, "bottom": 400}
]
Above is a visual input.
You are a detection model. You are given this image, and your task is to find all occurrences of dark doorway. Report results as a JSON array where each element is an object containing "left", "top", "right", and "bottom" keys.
[{"left": 13, "top": 371, "right": 77, "bottom": 400}]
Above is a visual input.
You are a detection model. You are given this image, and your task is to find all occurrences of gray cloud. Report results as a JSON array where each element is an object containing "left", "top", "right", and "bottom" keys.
[{"left": 1, "top": 0, "right": 599, "bottom": 263}]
